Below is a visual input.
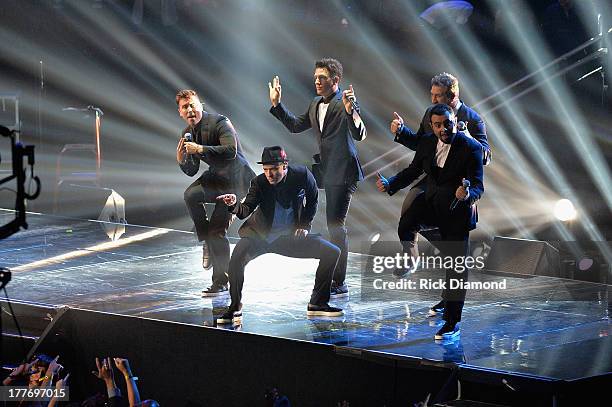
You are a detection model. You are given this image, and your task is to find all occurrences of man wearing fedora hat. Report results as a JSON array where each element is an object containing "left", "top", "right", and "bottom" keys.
[{"left": 216, "top": 146, "right": 344, "bottom": 324}]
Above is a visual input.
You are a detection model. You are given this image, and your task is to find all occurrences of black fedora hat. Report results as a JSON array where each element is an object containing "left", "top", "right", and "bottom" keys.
[{"left": 257, "top": 146, "right": 289, "bottom": 164}]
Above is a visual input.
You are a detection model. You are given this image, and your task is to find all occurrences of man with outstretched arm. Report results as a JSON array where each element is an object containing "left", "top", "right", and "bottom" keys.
[
  {"left": 386, "top": 72, "right": 490, "bottom": 319},
  {"left": 377, "top": 104, "right": 484, "bottom": 340},
  {"left": 216, "top": 146, "right": 343, "bottom": 325}
]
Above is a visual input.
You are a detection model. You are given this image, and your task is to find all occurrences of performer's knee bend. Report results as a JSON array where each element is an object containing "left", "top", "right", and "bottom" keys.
[
  {"left": 398, "top": 218, "right": 419, "bottom": 243},
  {"left": 320, "top": 239, "right": 341, "bottom": 259},
  {"left": 183, "top": 185, "right": 200, "bottom": 204},
  {"left": 231, "top": 238, "right": 257, "bottom": 260},
  {"left": 228, "top": 250, "right": 251, "bottom": 271},
  {"left": 207, "top": 226, "right": 228, "bottom": 240}
]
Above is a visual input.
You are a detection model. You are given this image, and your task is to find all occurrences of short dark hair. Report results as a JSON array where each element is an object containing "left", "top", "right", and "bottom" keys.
[
  {"left": 429, "top": 103, "right": 453, "bottom": 118},
  {"left": 175, "top": 89, "right": 199, "bottom": 106},
  {"left": 315, "top": 58, "right": 343, "bottom": 80},
  {"left": 431, "top": 72, "right": 459, "bottom": 100}
]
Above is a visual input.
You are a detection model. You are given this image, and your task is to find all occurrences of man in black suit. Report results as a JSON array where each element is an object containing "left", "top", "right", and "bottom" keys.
[
  {"left": 391, "top": 72, "right": 490, "bottom": 159},
  {"left": 216, "top": 146, "right": 343, "bottom": 325},
  {"left": 176, "top": 89, "right": 255, "bottom": 297},
  {"left": 387, "top": 73, "right": 489, "bottom": 291},
  {"left": 377, "top": 104, "right": 484, "bottom": 340},
  {"left": 268, "top": 58, "right": 366, "bottom": 298}
]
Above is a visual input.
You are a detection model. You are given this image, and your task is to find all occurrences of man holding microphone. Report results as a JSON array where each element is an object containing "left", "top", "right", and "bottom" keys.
[
  {"left": 377, "top": 104, "right": 484, "bottom": 341},
  {"left": 176, "top": 89, "right": 255, "bottom": 297},
  {"left": 268, "top": 58, "right": 366, "bottom": 298}
]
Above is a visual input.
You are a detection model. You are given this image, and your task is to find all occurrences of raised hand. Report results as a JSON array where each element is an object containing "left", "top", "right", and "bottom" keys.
[
  {"left": 46, "top": 355, "right": 63, "bottom": 376},
  {"left": 216, "top": 194, "right": 237, "bottom": 207},
  {"left": 390, "top": 111, "right": 404, "bottom": 134},
  {"left": 294, "top": 228, "right": 308, "bottom": 237},
  {"left": 113, "top": 358, "right": 133, "bottom": 378},
  {"left": 93, "top": 357, "right": 114, "bottom": 383},
  {"left": 4, "top": 359, "right": 38, "bottom": 385},
  {"left": 268, "top": 75, "right": 282, "bottom": 107},
  {"left": 13, "top": 360, "right": 34, "bottom": 377},
  {"left": 55, "top": 373, "right": 70, "bottom": 389},
  {"left": 342, "top": 84, "right": 356, "bottom": 114}
]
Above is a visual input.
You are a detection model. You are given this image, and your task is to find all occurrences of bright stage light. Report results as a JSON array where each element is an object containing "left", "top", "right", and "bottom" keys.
[{"left": 554, "top": 199, "right": 577, "bottom": 222}]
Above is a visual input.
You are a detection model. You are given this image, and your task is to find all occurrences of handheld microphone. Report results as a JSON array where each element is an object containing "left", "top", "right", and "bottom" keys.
[
  {"left": 450, "top": 179, "right": 470, "bottom": 210},
  {"left": 376, "top": 171, "right": 390, "bottom": 191},
  {"left": 347, "top": 95, "right": 360, "bottom": 114},
  {"left": 182, "top": 133, "right": 193, "bottom": 165}
]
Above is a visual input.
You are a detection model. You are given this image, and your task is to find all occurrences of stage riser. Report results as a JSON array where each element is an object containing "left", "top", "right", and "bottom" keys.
[
  {"left": 0, "top": 301, "right": 58, "bottom": 335},
  {"left": 1, "top": 300, "right": 58, "bottom": 364},
  {"left": 9, "top": 307, "right": 607, "bottom": 406},
  {"left": 28, "top": 308, "right": 454, "bottom": 406}
]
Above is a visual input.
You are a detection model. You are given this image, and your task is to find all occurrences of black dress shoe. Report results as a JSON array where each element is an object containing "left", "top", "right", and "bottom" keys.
[
  {"left": 306, "top": 303, "right": 344, "bottom": 317},
  {"left": 216, "top": 304, "right": 242, "bottom": 325},
  {"left": 201, "top": 283, "right": 228, "bottom": 297},
  {"left": 392, "top": 266, "right": 409, "bottom": 279},
  {"left": 434, "top": 321, "right": 460, "bottom": 340},
  {"left": 428, "top": 300, "right": 445, "bottom": 317}
]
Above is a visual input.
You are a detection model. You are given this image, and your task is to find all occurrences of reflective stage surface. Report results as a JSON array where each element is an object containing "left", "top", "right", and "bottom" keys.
[{"left": 2, "top": 211, "right": 610, "bottom": 381}]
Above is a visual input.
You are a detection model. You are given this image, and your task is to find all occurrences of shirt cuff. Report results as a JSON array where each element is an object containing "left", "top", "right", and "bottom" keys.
[{"left": 108, "top": 386, "right": 121, "bottom": 399}]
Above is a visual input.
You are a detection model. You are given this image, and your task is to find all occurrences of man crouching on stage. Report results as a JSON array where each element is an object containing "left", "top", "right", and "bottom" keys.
[
  {"left": 176, "top": 89, "right": 255, "bottom": 297},
  {"left": 377, "top": 104, "right": 484, "bottom": 341},
  {"left": 216, "top": 146, "right": 343, "bottom": 325}
]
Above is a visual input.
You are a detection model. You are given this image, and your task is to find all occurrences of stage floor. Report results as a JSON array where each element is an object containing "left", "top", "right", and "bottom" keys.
[{"left": 1, "top": 210, "right": 610, "bottom": 382}]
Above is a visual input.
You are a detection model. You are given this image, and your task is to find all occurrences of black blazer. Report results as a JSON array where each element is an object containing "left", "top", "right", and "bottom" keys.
[
  {"left": 230, "top": 165, "right": 318, "bottom": 239},
  {"left": 269, "top": 89, "right": 366, "bottom": 187},
  {"left": 388, "top": 131, "right": 484, "bottom": 231},
  {"left": 394, "top": 102, "right": 491, "bottom": 165},
  {"left": 179, "top": 112, "right": 255, "bottom": 194}
]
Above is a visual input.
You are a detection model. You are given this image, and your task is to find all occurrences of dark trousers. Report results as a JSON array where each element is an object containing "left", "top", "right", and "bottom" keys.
[
  {"left": 400, "top": 179, "right": 442, "bottom": 257},
  {"left": 398, "top": 193, "right": 470, "bottom": 323},
  {"left": 325, "top": 183, "right": 357, "bottom": 285},
  {"left": 184, "top": 172, "right": 234, "bottom": 285},
  {"left": 228, "top": 235, "right": 341, "bottom": 310}
]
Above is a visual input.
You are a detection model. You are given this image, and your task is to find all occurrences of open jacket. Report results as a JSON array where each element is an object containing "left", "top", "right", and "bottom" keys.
[{"left": 230, "top": 165, "right": 318, "bottom": 239}]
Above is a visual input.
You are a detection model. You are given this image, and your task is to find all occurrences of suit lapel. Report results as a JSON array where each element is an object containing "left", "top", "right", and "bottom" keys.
[
  {"left": 457, "top": 102, "right": 466, "bottom": 120},
  {"left": 310, "top": 97, "right": 322, "bottom": 138},
  {"left": 423, "top": 136, "right": 438, "bottom": 174}
]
